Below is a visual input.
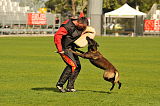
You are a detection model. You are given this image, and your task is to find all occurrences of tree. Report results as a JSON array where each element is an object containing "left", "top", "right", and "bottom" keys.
[
  {"left": 45, "top": 0, "right": 160, "bottom": 16},
  {"left": 72, "top": 0, "right": 76, "bottom": 16},
  {"left": 45, "top": 0, "right": 88, "bottom": 16},
  {"left": 103, "top": 0, "right": 160, "bottom": 13}
]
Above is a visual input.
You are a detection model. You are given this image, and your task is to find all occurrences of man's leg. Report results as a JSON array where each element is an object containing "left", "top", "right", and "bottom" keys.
[
  {"left": 66, "top": 54, "right": 81, "bottom": 91},
  {"left": 56, "top": 66, "right": 72, "bottom": 92},
  {"left": 66, "top": 68, "right": 80, "bottom": 91},
  {"left": 56, "top": 66, "right": 72, "bottom": 86},
  {"left": 56, "top": 53, "right": 77, "bottom": 92}
]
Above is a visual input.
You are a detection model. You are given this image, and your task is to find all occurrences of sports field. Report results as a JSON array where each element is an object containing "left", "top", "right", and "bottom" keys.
[{"left": 0, "top": 36, "right": 160, "bottom": 106}]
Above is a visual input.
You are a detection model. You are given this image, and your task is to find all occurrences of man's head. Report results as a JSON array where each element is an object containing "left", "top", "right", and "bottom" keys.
[{"left": 76, "top": 17, "right": 88, "bottom": 31}]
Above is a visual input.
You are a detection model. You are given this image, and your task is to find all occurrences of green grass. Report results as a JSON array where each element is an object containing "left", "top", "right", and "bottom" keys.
[{"left": 0, "top": 36, "right": 160, "bottom": 106}]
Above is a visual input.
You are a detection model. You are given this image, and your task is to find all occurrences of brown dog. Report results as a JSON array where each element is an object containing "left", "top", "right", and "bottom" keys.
[{"left": 69, "top": 37, "right": 121, "bottom": 91}]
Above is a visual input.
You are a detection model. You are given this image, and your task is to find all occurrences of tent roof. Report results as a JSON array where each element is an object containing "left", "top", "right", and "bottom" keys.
[{"left": 105, "top": 3, "right": 146, "bottom": 18}]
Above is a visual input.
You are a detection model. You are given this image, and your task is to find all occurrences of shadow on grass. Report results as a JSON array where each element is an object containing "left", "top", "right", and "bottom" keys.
[
  {"left": 31, "top": 87, "right": 59, "bottom": 92},
  {"left": 78, "top": 90, "right": 113, "bottom": 94},
  {"left": 31, "top": 87, "right": 115, "bottom": 94}
]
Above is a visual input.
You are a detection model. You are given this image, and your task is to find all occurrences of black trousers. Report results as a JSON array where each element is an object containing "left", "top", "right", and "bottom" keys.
[{"left": 56, "top": 50, "right": 81, "bottom": 89}]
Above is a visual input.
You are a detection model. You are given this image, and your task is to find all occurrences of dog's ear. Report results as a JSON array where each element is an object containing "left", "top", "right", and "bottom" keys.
[
  {"left": 96, "top": 42, "right": 100, "bottom": 47},
  {"left": 92, "top": 39, "right": 99, "bottom": 47},
  {"left": 86, "top": 36, "right": 91, "bottom": 41}
]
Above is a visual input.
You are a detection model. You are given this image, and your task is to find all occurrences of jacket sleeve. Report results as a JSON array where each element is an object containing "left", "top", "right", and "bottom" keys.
[{"left": 54, "top": 27, "right": 68, "bottom": 52}]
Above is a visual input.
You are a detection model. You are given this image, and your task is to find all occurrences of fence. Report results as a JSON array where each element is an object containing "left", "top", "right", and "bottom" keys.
[{"left": 0, "top": 12, "right": 61, "bottom": 35}]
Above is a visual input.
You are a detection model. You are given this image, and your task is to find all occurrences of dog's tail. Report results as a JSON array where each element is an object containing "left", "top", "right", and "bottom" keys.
[
  {"left": 114, "top": 71, "right": 122, "bottom": 89},
  {"left": 114, "top": 71, "right": 119, "bottom": 83}
]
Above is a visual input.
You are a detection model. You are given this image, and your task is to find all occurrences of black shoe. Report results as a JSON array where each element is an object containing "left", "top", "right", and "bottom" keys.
[
  {"left": 66, "top": 89, "right": 77, "bottom": 92},
  {"left": 56, "top": 85, "right": 66, "bottom": 93}
]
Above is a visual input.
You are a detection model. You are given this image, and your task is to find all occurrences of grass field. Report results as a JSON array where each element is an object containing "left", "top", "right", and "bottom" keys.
[{"left": 0, "top": 36, "right": 160, "bottom": 106}]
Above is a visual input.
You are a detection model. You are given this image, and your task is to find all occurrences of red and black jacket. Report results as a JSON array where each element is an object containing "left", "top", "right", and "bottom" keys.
[{"left": 54, "top": 19, "right": 83, "bottom": 52}]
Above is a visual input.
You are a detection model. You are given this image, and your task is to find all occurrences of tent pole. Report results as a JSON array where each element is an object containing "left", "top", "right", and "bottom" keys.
[
  {"left": 103, "top": 15, "right": 106, "bottom": 36},
  {"left": 134, "top": 16, "right": 136, "bottom": 36}
]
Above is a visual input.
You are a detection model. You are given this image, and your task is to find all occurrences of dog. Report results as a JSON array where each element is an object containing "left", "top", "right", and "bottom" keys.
[{"left": 69, "top": 37, "right": 122, "bottom": 91}]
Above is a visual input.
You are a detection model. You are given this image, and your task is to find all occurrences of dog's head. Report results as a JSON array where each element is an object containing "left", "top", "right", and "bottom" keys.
[{"left": 86, "top": 36, "right": 99, "bottom": 51}]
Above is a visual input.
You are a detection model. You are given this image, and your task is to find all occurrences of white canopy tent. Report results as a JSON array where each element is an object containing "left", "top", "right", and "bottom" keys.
[
  {"left": 103, "top": 3, "right": 146, "bottom": 36},
  {"left": 105, "top": 3, "right": 146, "bottom": 18}
]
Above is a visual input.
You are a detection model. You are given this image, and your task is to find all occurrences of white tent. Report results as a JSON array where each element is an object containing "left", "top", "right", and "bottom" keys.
[
  {"left": 103, "top": 3, "right": 146, "bottom": 36},
  {"left": 105, "top": 3, "right": 146, "bottom": 18}
]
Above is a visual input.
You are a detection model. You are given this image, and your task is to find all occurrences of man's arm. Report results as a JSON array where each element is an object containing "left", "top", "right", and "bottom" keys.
[{"left": 54, "top": 27, "right": 68, "bottom": 53}]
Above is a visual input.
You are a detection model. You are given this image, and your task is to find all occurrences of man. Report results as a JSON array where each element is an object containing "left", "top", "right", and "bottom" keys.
[{"left": 54, "top": 17, "right": 88, "bottom": 92}]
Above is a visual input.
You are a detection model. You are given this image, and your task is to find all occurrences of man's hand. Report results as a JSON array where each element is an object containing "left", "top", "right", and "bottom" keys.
[
  {"left": 54, "top": 51, "right": 64, "bottom": 54},
  {"left": 58, "top": 51, "right": 65, "bottom": 54}
]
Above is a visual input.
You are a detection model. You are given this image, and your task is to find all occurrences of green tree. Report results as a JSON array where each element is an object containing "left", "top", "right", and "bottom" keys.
[
  {"left": 45, "top": 0, "right": 87, "bottom": 16},
  {"left": 103, "top": 0, "right": 160, "bottom": 13},
  {"left": 45, "top": 0, "right": 160, "bottom": 16}
]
